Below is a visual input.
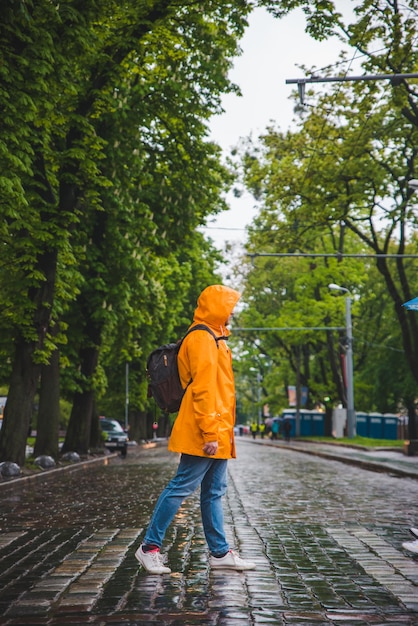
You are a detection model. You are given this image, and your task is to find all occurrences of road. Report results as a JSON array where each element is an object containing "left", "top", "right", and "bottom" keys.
[{"left": 0, "top": 439, "right": 417, "bottom": 625}]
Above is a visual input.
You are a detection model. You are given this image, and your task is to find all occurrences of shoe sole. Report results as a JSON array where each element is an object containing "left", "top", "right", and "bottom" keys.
[
  {"left": 402, "top": 542, "right": 418, "bottom": 554},
  {"left": 409, "top": 527, "right": 418, "bottom": 539}
]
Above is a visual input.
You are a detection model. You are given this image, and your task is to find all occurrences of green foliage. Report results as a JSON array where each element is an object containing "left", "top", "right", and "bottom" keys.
[
  {"left": 232, "top": 1, "right": 418, "bottom": 422},
  {"left": 3, "top": 0, "right": 418, "bottom": 461},
  {"left": 0, "top": 0, "right": 259, "bottom": 461}
]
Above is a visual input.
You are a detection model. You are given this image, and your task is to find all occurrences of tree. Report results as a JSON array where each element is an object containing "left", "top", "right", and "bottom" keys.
[
  {"left": 0, "top": 0, "right": 82, "bottom": 464},
  {"left": 59, "top": 2, "right": 244, "bottom": 454},
  {"left": 0, "top": 0, "right": 267, "bottom": 463},
  {"left": 235, "top": 16, "right": 418, "bottom": 434}
]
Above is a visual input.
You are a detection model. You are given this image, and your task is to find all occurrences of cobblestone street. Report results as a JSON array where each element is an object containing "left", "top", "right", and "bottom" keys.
[{"left": 0, "top": 439, "right": 418, "bottom": 625}]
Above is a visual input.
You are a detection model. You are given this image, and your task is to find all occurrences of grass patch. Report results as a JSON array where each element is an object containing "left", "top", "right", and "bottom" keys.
[{"left": 299, "top": 435, "right": 405, "bottom": 448}]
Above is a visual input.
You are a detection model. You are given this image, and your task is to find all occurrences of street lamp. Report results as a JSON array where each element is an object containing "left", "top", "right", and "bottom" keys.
[
  {"left": 328, "top": 283, "right": 356, "bottom": 438},
  {"left": 125, "top": 362, "right": 129, "bottom": 432}
]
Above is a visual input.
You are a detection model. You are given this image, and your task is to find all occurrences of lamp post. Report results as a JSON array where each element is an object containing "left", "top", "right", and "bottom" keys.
[
  {"left": 328, "top": 283, "right": 356, "bottom": 438},
  {"left": 125, "top": 362, "right": 129, "bottom": 432}
]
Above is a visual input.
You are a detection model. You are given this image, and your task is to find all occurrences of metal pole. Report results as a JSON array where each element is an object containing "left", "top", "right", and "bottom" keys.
[
  {"left": 125, "top": 362, "right": 129, "bottom": 431},
  {"left": 247, "top": 253, "right": 418, "bottom": 259},
  {"left": 286, "top": 73, "right": 418, "bottom": 104},
  {"left": 328, "top": 283, "right": 356, "bottom": 438},
  {"left": 233, "top": 326, "right": 345, "bottom": 331},
  {"left": 257, "top": 372, "right": 262, "bottom": 426},
  {"left": 295, "top": 347, "right": 301, "bottom": 437},
  {"left": 286, "top": 72, "right": 418, "bottom": 85},
  {"left": 345, "top": 296, "right": 356, "bottom": 438}
]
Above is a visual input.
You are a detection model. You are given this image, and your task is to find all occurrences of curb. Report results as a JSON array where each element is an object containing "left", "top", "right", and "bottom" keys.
[
  {"left": 0, "top": 453, "right": 118, "bottom": 491},
  {"left": 241, "top": 438, "right": 418, "bottom": 480},
  {"left": 0, "top": 440, "right": 165, "bottom": 491},
  {"left": 283, "top": 445, "right": 418, "bottom": 480}
]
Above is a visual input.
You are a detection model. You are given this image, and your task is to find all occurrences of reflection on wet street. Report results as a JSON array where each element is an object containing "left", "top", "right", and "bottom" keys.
[
  {"left": 0, "top": 440, "right": 417, "bottom": 625},
  {"left": 0, "top": 447, "right": 179, "bottom": 530}
]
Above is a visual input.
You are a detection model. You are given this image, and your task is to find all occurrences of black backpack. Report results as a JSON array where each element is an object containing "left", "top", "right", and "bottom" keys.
[{"left": 146, "top": 324, "right": 226, "bottom": 413}]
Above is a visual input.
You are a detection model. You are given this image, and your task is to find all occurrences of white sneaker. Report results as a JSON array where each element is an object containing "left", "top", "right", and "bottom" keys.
[
  {"left": 209, "top": 549, "right": 256, "bottom": 571},
  {"left": 409, "top": 527, "right": 418, "bottom": 539},
  {"left": 135, "top": 545, "right": 171, "bottom": 574},
  {"left": 402, "top": 540, "right": 418, "bottom": 555}
]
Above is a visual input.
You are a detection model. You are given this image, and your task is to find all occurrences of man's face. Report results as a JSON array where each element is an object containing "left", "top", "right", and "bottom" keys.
[{"left": 225, "top": 313, "right": 234, "bottom": 326}]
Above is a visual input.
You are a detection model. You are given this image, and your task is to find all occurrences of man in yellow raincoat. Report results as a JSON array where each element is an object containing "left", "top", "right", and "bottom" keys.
[{"left": 136, "top": 285, "right": 256, "bottom": 574}]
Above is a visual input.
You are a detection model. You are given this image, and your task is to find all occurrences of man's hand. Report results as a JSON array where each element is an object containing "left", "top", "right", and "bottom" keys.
[{"left": 203, "top": 441, "right": 218, "bottom": 456}]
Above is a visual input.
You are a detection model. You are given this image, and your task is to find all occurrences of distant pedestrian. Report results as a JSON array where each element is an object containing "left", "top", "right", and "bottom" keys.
[
  {"left": 135, "top": 285, "right": 256, "bottom": 575},
  {"left": 271, "top": 420, "right": 279, "bottom": 440},
  {"left": 259, "top": 422, "right": 266, "bottom": 439},
  {"left": 402, "top": 527, "right": 418, "bottom": 554},
  {"left": 283, "top": 419, "right": 292, "bottom": 442},
  {"left": 250, "top": 421, "right": 258, "bottom": 439}
]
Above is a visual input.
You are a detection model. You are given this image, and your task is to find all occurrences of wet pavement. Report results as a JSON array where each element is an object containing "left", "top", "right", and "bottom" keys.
[
  {"left": 0, "top": 438, "right": 418, "bottom": 625},
  {"left": 259, "top": 438, "right": 418, "bottom": 480}
]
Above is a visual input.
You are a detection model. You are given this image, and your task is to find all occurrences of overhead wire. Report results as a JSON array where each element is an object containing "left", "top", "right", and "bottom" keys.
[
  {"left": 276, "top": 3, "right": 418, "bottom": 264},
  {"left": 297, "top": 13, "right": 375, "bottom": 191},
  {"left": 297, "top": 3, "right": 418, "bottom": 190},
  {"left": 244, "top": 3, "right": 418, "bottom": 252}
]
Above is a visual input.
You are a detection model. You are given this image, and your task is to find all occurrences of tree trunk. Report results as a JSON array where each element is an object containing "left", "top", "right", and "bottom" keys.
[
  {"left": 406, "top": 400, "right": 417, "bottom": 440},
  {"left": 324, "top": 405, "right": 333, "bottom": 437},
  {"left": 325, "top": 330, "right": 346, "bottom": 407},
  {"left": 34, "top": 344, "right": 60, "bottom": 460},
  {"left": 0, "top": 337, "right": 40, "bottom": 465},
  {"left": 62, "top": 345, "right": 100, "bottom": 455},
  {"left": 130, "top": 409, "right": 148, "bottom": 443},
  {"left": 373, "top": 258, "right": 418, "bottom": 439},
  {"left": 0, "top": 230, "right": 58, "bottom": 465},
  {"left": 158, "top": 412, "right": 172, "bottom": 438},
  {"left": 89, "top": 400, "right": 102, "bottom": 451},
  {"left": 62, "top": 388, "right": 95, "bottom": 455}
]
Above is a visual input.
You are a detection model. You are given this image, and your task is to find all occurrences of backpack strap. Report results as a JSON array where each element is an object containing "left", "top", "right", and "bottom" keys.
[
  {"left": 183, "top": 323, "right": 228, "bottom": 347},
  {"left": 178, "top": 324, "right": 227, "bottom": 394}
]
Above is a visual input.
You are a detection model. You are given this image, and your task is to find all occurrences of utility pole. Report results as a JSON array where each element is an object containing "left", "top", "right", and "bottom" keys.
[
  {"left": 125, "top": 362, "right": 129, "bottom": 431},
  {"left": 329, "top": 284, "right": 356, "bottom": 438},
  {"left": 295, "top": 346, "right": 301, "bottom": 437}
]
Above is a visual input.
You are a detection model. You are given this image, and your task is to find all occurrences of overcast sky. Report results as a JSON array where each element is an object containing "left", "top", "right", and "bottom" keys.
[{"left": 204, "top": 5, "right": 356, "bottom": 252}]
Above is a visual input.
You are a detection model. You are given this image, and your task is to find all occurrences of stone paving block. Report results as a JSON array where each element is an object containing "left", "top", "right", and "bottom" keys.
[
  {"left": 283, "top": 613, "right": 330, "bottom": 624},
  {"left": 1, "top": 443, "right": 418, "bottom": 624},
  {"left": 0, "top": 532, "right": 27, "bottom": 551}
]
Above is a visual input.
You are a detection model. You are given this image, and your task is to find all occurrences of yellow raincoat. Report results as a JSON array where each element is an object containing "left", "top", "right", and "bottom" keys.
[{"left": 168, "top": 285, "right": 240, "bottom": 459}]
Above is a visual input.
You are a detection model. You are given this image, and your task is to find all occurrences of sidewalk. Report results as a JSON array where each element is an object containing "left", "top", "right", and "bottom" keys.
[
  {"left": 0, "top": 441, "right": 155, "bottom": 491},
  {"left": 246, "top": 437, "right": 418, "bottom": 480}
]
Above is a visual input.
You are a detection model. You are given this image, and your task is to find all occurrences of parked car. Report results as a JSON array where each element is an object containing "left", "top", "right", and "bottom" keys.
[{"left": 99, "top": 417, "right": 128, "bottom": 457}]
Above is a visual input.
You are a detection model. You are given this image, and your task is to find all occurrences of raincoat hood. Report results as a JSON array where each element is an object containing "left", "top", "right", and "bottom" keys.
[{"left": 193, "top": 285, "right": 240, "bottom": 332}]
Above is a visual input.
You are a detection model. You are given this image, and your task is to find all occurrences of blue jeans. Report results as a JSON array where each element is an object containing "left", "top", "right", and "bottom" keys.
[{"left": 143, "top": 454, "right": 229, "bottom": 557}]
